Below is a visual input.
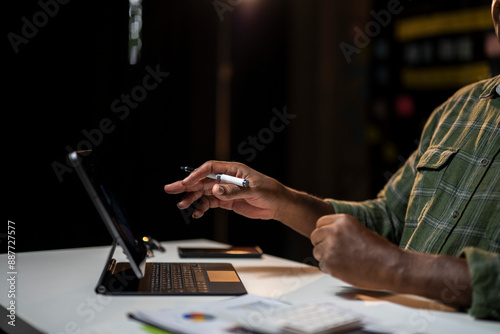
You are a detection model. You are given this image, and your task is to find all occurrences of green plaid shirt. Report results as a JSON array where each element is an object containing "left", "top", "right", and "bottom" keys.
[{"left": 327, "top": 75, "right": 500, "bottom": 319}]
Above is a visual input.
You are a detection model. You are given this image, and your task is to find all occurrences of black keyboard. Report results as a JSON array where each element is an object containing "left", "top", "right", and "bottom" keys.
[{"left": 148, "top": 263, "right": 209, "bottom": 293}]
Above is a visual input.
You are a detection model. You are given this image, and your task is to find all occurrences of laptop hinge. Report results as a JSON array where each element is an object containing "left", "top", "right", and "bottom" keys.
[{"left": 95, "top": 241, "right": 118, "bottom": 294}]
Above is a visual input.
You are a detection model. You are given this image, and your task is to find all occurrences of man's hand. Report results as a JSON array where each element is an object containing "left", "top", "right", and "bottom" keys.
[
  {"left": 164, "top": 160, "right": 335, "bottom": 236},
  {"left": 310, "top": 214, "right": 404, "bottom": 290},
  {"left": 310, "top": 214, "right": 472, "bottom": 307},
  {"left": 164, "top": 160, "right": 284, "bottom": 220}
]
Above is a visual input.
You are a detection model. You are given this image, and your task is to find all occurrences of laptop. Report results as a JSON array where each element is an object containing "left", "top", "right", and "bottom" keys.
[{"left": 68, "top": 150, "right": 247, "bottom": 296}]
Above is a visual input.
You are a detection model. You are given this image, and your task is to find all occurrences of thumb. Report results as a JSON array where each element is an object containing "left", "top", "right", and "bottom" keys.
[{"left": 213, "top": 184, "right": 248, "bottom": 199}]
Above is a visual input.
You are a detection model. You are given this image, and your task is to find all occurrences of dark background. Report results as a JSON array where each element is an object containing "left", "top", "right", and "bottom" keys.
[{"left": 4, "top": 0, "right": 499, "bottom": 262}]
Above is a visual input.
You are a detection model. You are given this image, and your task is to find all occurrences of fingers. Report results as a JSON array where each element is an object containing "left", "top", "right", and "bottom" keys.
[
  {"left": 187, "top": 184, "right": 252, "bottom": 219},
  {"left": 311, "top": 215, "right": 338, "bottom": 271},
  {"left": 164, "top": 181, "right": 188, "bottom": 194},
  {"left": 191, "top": 196, "right": 218, "bottom": 219},
  {"left": 310, "top": 228, "right": 323, "bottom": 245},
  {"left": 310, "top": 215, "right": 336, "bottom": 246},
  {"left": 172, "top": 178, "right": 253, "bottom": 211},
  {"left": 177, "top": 190, "right": 204, "bottom": 210},
  {"left": 212, "top": 183, "right": 253, "bottom": 200},
  {"left": 187, "top": 194, "right": 248, "bottom": 219},
  {"left": 164, "top": 177, "right": 215, "bottom": 194},
  {"left": 312, "top": 241, "right": 330, "bottom": 274},
  {"left": 310, "top": 221, "right": 327, "bottom": 269},
  {"left": 311, "top": 214, "right": 355, "bottom": 244},
  {"left": 315, "top": 214, "right": 337, "bottom": 228},
  {"left": 164, "top": 160, "right": 273, "bottom": 220},
  {"left": 182, "top": 161, "right": 251, "bottom": 186},
  {"left": 164, "top": 160, "right": 253, "bottom": 195},
  {"left": 312, "top": 241, "right": 323, "bottom": 261},
  {"left": 174, "top": 182, "right": 250, "bottom": 219},
  {"left": 176, "top": 193, "right": 222, "bottom": 219}
]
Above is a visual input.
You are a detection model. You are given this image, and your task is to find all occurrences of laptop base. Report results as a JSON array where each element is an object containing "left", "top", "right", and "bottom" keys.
[{"left": 97, "top": 257, "right": 247, "bottom": 296}]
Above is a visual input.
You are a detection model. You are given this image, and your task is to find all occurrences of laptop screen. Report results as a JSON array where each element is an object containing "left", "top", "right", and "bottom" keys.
[{"left": 69, "top": 151, "right": 148, "bottom": 278}]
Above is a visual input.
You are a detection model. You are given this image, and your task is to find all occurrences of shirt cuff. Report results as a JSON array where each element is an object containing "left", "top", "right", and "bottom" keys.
[
  {"left": 460, "top": 247, "right": 500, "bottom": 319},
  {"left": 325, "top": 198, "right": 358, "bottom": 217}
]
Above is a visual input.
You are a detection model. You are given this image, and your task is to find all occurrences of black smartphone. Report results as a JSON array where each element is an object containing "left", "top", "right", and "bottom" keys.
[{"left": 178, "top": 246, "right": 263, "bottom": 258}]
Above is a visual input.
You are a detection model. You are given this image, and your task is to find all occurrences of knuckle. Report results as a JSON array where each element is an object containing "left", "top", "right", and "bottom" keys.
[
  {"left": 315, "top": 215, "right": 330, "bottom": 228},
  {"left": 310, "top": 229, "right": 318, "bottom": 241},
  {"left": 310, "top": 228, "right": 324, "bottom": 244}
]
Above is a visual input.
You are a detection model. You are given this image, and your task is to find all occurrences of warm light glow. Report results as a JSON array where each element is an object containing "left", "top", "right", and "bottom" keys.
[{"left": 227, "top": 250, "right": 251, "bottom": 254}]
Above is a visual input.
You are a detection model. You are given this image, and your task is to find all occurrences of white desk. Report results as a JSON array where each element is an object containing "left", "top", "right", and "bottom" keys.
[{"left": 1, "top": 239, "right": 499, "bottom": 334}]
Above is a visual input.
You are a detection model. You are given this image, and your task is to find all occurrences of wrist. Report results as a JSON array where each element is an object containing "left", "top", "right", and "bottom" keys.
[
  {"left": 389, "top": 249, "right": 414, "bottom": 293},
  {"left": 369, "top": 243, "right": 408, "bottom": 292},
  {"left": 274, "top": 186, "right": 335, "bottom": 236},
  {"left": 390, "top": 250, "right": 472, "bottom": 306},
  {"left": 272, "top": 184, "right": 297, "bottom": 222}
]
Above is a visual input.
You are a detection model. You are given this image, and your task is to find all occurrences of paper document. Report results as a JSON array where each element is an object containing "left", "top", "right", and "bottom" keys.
[
  {"left": 129, "top": 294, "right": 290, "bottom": 334},
  {"left": 129, "top": 294, "right": 367, "bottom": 334}
]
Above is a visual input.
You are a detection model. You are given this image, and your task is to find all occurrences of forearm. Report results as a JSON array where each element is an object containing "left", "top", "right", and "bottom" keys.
[
  {"left": 274, "top": 186, "right": 335, "bottom": 237},
  {"left": 394, "top": 251, "right": 472, "bottom": 307}
]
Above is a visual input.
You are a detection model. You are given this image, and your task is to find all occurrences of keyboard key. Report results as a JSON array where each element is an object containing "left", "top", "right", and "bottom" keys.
[
  {"left": 233, "top": 302, "right": 362, "bottom": 334},
  {"left": 148, "top": 263, "right": 210, "bottom": 294}
]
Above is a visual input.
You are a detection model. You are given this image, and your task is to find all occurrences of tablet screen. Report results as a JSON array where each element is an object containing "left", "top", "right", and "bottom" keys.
[{"left": 69, "top": 151, "right": 147, "bottom": 278}]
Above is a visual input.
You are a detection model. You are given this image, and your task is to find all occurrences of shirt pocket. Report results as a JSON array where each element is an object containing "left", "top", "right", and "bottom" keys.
[
  {"left": 417, "top": 147, "right": 459, "bottom": 171},
  {"left": 411, "top": 146, "right": 459, "bottom": 223}
]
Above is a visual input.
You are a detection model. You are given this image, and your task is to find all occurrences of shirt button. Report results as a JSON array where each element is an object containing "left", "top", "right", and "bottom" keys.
[
  {"left": 480, "top": 158, "right": 489, "bottom": 167},
  {"left": 452, "top": 211, "right": 459, "bottom": 218}
]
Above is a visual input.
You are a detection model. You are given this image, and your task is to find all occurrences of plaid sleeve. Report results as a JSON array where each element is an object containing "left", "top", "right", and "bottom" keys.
[
  {"left": 461, "top": 247, "right": 500, "bottom": 319},
  {"left": 326, "top": 104, "right": 443, "bottom": 245},
  {"left": 326, "top": 150, "right": 418, "bottom": 244}
]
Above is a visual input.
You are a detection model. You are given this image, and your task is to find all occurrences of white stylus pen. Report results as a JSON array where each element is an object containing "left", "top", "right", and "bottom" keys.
[{"left": 181, "top": 166, "right": 249, "bottom": 187}]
